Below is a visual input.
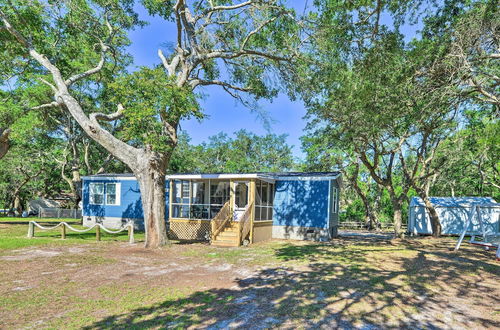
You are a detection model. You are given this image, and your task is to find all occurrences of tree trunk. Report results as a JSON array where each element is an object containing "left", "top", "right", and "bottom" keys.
[
  {"left": 422, "top": 196, "right": 441, "bottom": 237},
  {"left": 388, "top": 190, "right": 404, "bottom": 238},
  {"left": 134, "top": 152, "right": 169, "bottom": 248},
  {"left": 373, "top": 185, "right": 383, "bottom": 229},
  {"left": 392, "top": 201, "right": 403, "bottom": 238},
  {"left": 13, "top": 195, "right": 22, "bottom": 215},
  {"left": 71, "top": 164, "right": 81, "bottom": 208},
  {"left": 414, "top": 182, "right": 442, "bottom": 237},
  {"left": 0, "top": 128, "right": 10, "bottom": 160},
  {"left": 351, "top": 178, "right": 375, "bottom": 229},
  {"left": 349, "top": 162, "right": 378, "bottom": 230},
  {"left": 359, "top": 193, "right": 377, "bottom": 230}
]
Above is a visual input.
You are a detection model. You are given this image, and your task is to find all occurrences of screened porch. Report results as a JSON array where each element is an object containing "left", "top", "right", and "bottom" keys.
[{"left": 168, "top": 178, "right": 275, "bottom": 222}]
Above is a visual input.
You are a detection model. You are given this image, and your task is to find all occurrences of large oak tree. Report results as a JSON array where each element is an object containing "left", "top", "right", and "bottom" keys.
[{"left": 1, "top": 0, "right": 300, "bottom": 247}]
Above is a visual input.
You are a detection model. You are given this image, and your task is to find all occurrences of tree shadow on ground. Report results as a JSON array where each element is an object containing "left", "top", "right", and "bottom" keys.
[{"left": 84, "top": 237, "right": 499, "bottom": 329}]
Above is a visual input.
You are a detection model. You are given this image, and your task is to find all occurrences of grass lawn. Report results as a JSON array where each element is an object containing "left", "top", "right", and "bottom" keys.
[
  {"left": 0, "top": 222, "right": 143, "bottom": 251},
  {"left": 0, "top": 217, "right": 80, "bottom": 223},
  {"left": 0, "top": 224, "right": 498, "bottom": 329}
]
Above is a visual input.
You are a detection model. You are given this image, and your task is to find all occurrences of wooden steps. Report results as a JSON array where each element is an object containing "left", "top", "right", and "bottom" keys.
[{"left": 211, "top": 221, "right": 240, "bottom": 247}]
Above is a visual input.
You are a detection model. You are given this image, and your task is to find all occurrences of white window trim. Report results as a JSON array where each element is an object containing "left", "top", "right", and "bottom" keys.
[
  {"left": 89, "top": 183, "right": 104, "bottom": 205},
  {"left": 105, "top": 182, "right": 121, "bottom": 206}
]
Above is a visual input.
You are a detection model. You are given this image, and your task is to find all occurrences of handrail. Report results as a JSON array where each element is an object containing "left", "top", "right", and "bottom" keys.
[
  {"left": 211, "top": 201, "right": 231, "bottom": 240},
  {"left": 27, "top": 220, "right": 135, "bottom": 244},
  {"left": 238, "top": 201, "right": 254, "bottom": 245}
]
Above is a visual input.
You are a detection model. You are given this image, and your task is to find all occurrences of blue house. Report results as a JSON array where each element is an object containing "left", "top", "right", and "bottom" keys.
[
  {"left": 81, "top": 172, "right": 341, "bottom": 246},
  {"left": 408, "top": 197, "right": 500, "bottom": 235}
]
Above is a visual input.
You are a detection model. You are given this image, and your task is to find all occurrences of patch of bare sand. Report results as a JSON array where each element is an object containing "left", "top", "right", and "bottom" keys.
[{"left": 0, "top": 238, "right": 498, "bottom": 329}]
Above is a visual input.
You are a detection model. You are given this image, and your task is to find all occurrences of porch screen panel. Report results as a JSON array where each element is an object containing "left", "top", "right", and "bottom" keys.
[
  {"left": 172, "top": 180, "right": 190, "bottom": 218},
  {"left": 255, "top": 180, "right": 275, "bottom": 221},
  {"left": 268, "top": 183, "right": 274, "bottom": 220},
  {"left": 210, "top": 181, "right": 230, "bottom": 218},
  {"left": 172, "top": 179, "right": 230, "bottom": 219},
  {"left": 255, "top": 182, "right": 262, "bottom": 221},
  {"left": 191, "top": 180, "right": 210, "bottom": 219}
]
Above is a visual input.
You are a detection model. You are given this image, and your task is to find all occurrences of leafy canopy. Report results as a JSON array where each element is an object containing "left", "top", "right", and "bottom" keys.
[{"left": 109, "top": 67, "right": 201, "bottom": 153}]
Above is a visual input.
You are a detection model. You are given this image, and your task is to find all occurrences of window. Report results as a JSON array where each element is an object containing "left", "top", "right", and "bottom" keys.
[
  {"left": 89, "top": 183, "right": 104, "bottom": 205},
  {"left": 105, "top": 183, "right": 120, "bottom": 205},
  {"left": 89, "top": 182, "right": 120, "bottom": 205},
  {"left": 234, "top": 182, "right": 248, "bottom": 209}
]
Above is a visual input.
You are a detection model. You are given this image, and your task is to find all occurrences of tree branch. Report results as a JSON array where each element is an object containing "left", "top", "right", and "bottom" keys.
[
  {"left": 1, "top": 13, "right": 140, "bottom": 168},
  {"left": 90, "top": 104, "right": 124, "bottom": 122},
  {"left": 196, "top": 1, "right": 253, "bottom": 21},
  {"left": 240, "top": 16, "right": 277, "bottom": 50},
  {"left": 65, "top": 42, "right": 109, "bottom": 86},
  {"left": 158, "top": 49, "right": 181, "bottom": 76},
  {"left": 0, "top": 9, "right": 30, "bottom": 47},
  {"left": 190, "top": 79, "right": 253, "bottom": 92},
  {"left": 31, "top": 101, "right": 61, "bottom": 110},
  {"left": 204, "top": 48, "right": 289, "bottom": 62}
]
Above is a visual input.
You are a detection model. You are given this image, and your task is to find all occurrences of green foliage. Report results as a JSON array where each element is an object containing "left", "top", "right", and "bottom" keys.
[
  {"left": 432, "top": 111, "right": 499, "bottom": 200},
  {"left": 299, "top": 0, "right": 498, "bottom": 227},
  {"left": 169, "top": 129, "right": 296, "bottom": 173},
  {"left": 0, "top": 131, "right": 64, "bottom": 210},
  {"left": 109, "top": 68, "right": 201, "bottom": 153}
]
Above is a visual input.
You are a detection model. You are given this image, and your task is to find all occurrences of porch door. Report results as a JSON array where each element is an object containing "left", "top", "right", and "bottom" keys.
[{"left": 233, "top": 181, "right": 249, "bottom": 221}]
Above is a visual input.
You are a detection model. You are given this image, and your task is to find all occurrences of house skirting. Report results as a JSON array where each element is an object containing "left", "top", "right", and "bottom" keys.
[
  {"left": 253, "top": 221, "right": 273, "bottom": 243},
  {"left": 272, "top": 225, "right": 330, "bottom": 241},
  {"left": 83, "top": 216, "right": 144, "bottom": 230},
  {"left": 168, "top": 219, "right": 211, "bottom": 241},
  {"left": 83, "top": 216, "right": 334, "bottom": 243}
]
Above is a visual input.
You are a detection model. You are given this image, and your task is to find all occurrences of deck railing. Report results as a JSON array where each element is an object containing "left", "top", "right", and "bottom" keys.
[
  {"left": 238, "top": 201, "right": 254, "bottom": 245},
  {"left": 211, "top": 201, "right": 231, "bottom": 240}
]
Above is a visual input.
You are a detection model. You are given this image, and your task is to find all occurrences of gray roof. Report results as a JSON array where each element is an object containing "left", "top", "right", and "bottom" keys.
[
  {"left": 410, "top": 197, "right": 498, "bottom": 208},
  {"left": 86, "top": 171, "right": 341, "bottom": 178},
  {"left": 89, "top": 173, "right": 135, "bottom": 177}
]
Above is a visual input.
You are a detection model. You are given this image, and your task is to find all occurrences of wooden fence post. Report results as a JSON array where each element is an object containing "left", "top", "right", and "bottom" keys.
[
  {"left": 61, "top": 224, "right": 66, "bottom": 239},
  {"left": 96, "top": 225, "right": 101, "bottom": 241},
  {"left": 27, "top": 222, "right": 34, "bottom": 238},
  {"left": 128, "top": 224, "right": 134, "bottom": 244}
]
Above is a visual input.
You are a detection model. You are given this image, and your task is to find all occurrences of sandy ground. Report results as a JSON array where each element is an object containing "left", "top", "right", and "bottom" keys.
[{"left": 0, "top": 234, "right": 498, "bottom": 329}]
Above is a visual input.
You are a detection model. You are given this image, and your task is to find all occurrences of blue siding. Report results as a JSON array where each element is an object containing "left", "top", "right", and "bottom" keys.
[
  {"left": 273, "top": 180, "right": 330, "bottom": 229},
  {"left": 82, "top": 178, "right": 169, "bottom": 220}
]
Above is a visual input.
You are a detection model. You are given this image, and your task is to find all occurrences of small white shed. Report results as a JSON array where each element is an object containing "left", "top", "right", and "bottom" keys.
[{"left": 408, "top": 197, "right": 500, "bottom": 235}]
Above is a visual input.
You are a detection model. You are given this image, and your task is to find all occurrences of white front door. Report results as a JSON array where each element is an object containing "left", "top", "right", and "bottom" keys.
[{"left": 233, "top": 181, "right": 249, "bottom": 221}]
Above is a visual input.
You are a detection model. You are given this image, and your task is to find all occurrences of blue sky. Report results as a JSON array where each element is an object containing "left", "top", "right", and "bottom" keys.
[{"left": 126, "top": 2, "right": 421, "bottom": 160}]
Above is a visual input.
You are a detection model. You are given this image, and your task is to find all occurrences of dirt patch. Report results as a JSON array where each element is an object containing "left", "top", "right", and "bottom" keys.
[
  {"left": 0, "top": 238, "right": 498, "bottom": 329},
  {"left": 0, "top": 245, "right": 89, "bottom": 261}
]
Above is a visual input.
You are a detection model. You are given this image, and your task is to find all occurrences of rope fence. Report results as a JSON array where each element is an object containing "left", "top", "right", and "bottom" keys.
[{"left": 27, "top": 221, "right": 134, "bottom": 244}]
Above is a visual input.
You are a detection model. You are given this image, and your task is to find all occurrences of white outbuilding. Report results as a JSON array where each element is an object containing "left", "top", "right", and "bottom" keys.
[{"left": 408, "top": 197, "right": 500, "bottom": 235}]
